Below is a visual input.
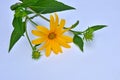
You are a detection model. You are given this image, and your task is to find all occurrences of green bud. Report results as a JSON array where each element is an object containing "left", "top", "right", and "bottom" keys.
[
  {"left": 14, "top": 7, "right": 27, "bottom": 17},
  {"left": 84, "top": 28, "right": 94, "bottom": 41},
  {"left": 32, "top": 51, "right": 41, "bottom": 60}
]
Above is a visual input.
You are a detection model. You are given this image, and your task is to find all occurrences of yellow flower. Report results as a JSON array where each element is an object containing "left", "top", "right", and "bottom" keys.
[{"left": 31, "top": 13, "right": 73, "bottom": 57}]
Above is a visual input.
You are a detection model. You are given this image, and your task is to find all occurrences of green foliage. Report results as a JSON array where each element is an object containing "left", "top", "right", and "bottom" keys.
[
  {"left": 20, "top": 0, "right": 75, "bottom": 14},
  {"left": 73, "top": 35, "right": 84, "bottom": 52},
  {"left": 83, "top": 25, "right": 106, "bottom": 41},
  {"left": 9, "top": 16, "right": 26, "bottom": 52},
  {"left": 12, "top": 17, "right": 26, "bottom": 35},
  {"left": 9, "top": 30, "right": 23, "bottom": 52},
  {"left": 21, "top": 0, "right": 40, "bottom": 7}
]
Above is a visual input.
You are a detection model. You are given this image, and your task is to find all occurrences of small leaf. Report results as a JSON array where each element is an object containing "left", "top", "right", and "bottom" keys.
[
  {"left": 8, "top": 29, "right": 23, "bottom": 52},
  {"left": 87, "top": 25, "right": 107, "bottom": 32},
  {"left": 71, "top": 20, "right": 79, "bottom": 29},
  {"left": 73, "top": 35, "right": 84, "bottom": 52},
  {"left": 22, "top": 0, "right": 75, "bottom": 14}
]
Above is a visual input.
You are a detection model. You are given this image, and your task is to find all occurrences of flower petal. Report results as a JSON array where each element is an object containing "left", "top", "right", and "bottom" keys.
[
  {"left": 50, "top": 15, "right": 55, "bottom": 31},
  {"left": 55, "top": 41, "right": 63, "bottom": 53},
  {"left": 60, "top": 35, "right": 73, "bottom": 43},
  {"left": 39, "top": 40, "right": 50, "bottom": 50},
  {"left": 51, "top": 40, "right": 59, "bottom": 54},
  {"left": 32, "top": 30, "right": 46, "bottom": 37},
  {"left": 36, "top": 26, "right": 49, "bottom": 34},
  {"left": 54, "top": 13, "right": 59, "bottom": 27},
  {"left": 45, "top": 44, "right": 51, "bottom": 57},
  {"left": 59, "top": 19, "right": 65, "bottom": 29},
  {"left": 32, "top": 38, "right": 45, "bottom": 45},
  {"left": 56, "top": 37, "right": 71, "bottom": 48}
]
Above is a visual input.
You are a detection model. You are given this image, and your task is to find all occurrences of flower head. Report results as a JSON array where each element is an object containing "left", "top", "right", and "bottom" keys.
[{"left": 31, "top": 13, "right": 73, "bottom": 57}]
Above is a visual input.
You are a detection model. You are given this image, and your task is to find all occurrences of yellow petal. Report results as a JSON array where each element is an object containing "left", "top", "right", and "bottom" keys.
[
  {"left": 32, "top": 30, "right": 46, "bottom": 37},
  {"left": 54, "top": 13, "right": 59, "bottom": 27},
  {"left": 39, "top": 40, "right": 50, "bottom": 50},
  {"left": 45, "top": 44, "right": 51, "bottom": 57},
  {"left": 50, "top": 15, "right": 55, "bottom": 31},
  {"left": 56, "top": 37, "right": 71, "bottom": 48},
  {"left": 55, "top": 41, "right": 63, "bottom": 53},
  {"left": 32, "top": 38, "right": 45, "bottom": 45},
  {"left": 60, "top": 35, "right": 73, "bottom": 43},
  {"left": 59, "top": 19, "right": 65, "bottom": 29},
  {"left": 51, "top": 40, "right": 58, "bottom": 54},
  {"left": 36, "top": 26, "right": 49, "bottom": 34}
]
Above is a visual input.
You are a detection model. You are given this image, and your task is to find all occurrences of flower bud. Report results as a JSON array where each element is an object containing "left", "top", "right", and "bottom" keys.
[
  {"left": 84, "top": 28, "right": 94, "bottom": 41},
  {"left": 32, "top": 51, "right": 41, "bottom": 60}
]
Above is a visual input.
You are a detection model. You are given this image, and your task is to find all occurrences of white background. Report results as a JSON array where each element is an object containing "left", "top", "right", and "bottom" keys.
[{"left": 0, "top": 0, "right": 120, "bottom": 80}]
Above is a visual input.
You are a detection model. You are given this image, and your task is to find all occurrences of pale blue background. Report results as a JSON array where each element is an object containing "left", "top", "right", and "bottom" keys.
[{"left": 0, "top": 0, "right": 120, "bottom": 80}]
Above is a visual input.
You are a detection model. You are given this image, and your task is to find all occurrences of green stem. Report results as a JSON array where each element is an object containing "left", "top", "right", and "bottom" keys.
[
  {"left": 30, "top": 14, "right": 38, "bottom": 19},
  {"left": 39, "top": 14, "right": 50, "bottom": 22},
  {"left": 25, "top": 17, "right": 34, "bottom": 50},
  {"left": 69, "top": 29, "right": 84, "bottom": 35},
  {"left": 27, "top": 16, "right": 38, "bottom": 26},
  {"left": 30, "top": 13, "right": 50, "bottom": 22},
  {"left": 26, "top": 29, "right": 34, "bottom": 50}
]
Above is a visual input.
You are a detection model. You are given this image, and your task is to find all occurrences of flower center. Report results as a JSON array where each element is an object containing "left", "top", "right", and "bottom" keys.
[{"left": 48, "top": 32, "right": 56, "bottom": 39}]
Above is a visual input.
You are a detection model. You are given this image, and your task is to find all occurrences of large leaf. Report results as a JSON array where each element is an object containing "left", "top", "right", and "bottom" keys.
[
  {"left": 21, "top": 0, "right": 40, "bottom": 7},
  {"left": 21, "top": 0, "right": 75, "bottom": 14},
  {"left": 12, "top": 17, "right": 26, "bottom": 35},
  {"left": 87, "top": 25, "right": 107, "bottom": 32},
  {"left": 9, "top": 17, "right": 26, "bottom": 52},
  {"left": 73, "top": 35, "right": 84, "bottom": 52},
  {"left": 9, "top": 29, "right": 23, "bottom": 52},
  {"left": 20, "top": 0, "right": 40, "bottom": 3}
]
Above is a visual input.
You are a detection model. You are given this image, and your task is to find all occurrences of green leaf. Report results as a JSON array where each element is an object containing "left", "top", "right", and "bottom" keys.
[
  {"left": 25, "top": 10, "right": 33, "bottom": 14},
  {"left": 8, "top": 29, "right": 23, "bottom": 52},
  {"left": 9, "top": 17, "right": 26, "bottom": 52},
  {"left": 21, "top": 0, "right": 40, "bottom": 7},
  {"left": 21, "top": 0, "right": 75, "bottom": 14},
  {"left": 12, "top": 17, "right": 26, "bottom": 35},
  {"left": 71, "top": 20, "right": 79, "bottom": 29},
  {"left": 73, "top": 35, "right": 84, "bottom": 52},
  {"left": 87, "top": 25, "right": 107, "bottom": 32}
]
